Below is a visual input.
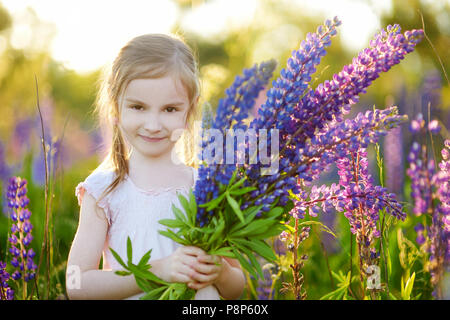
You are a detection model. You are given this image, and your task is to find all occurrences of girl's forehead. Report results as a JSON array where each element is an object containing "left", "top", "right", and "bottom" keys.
[{"left": 122, "top": 76, "right": 189, "bottom": 102}]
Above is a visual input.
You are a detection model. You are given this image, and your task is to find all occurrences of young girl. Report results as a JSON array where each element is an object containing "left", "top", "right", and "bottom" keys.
[{"left": 66, "top": 34, "right": 245, "bottom": 300}]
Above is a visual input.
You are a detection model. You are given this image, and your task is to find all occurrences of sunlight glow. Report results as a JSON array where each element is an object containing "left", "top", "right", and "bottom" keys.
[{"left": 1, "top": 0, "right": 395, "bottom": 73}]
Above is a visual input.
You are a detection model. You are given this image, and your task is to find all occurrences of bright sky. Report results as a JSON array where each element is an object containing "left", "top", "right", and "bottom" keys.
[{"left": 1, "top": 0, "right": 394, "bottom": 74}]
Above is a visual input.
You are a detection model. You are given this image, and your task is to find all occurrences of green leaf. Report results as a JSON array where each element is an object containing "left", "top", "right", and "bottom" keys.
[
  {"left": 188, "top": 190, "right": 197, "bottom": 223},
  {"left": 227, "top": 168, "right": 238, "bottom": 187},
  {"left": 137, "top": 249, "right": 153, "bottom": 268},
  {"left": 158, "top": 218, "right": 186, "bottom": 229},
  {"left": 230, "top": 219, "right": 275, "bottom": 237},
  {"left": 389, "top": 292, "right": 399, "bottom": 300},
  {"left": 209, "top": 247, "right": 235, "bottom": 258},
  {"left": 135, "top": 276, "right": 157, "bottom": 292},
  {"left": 232, "top": 241, "right": 264, "bottom": 279},
  {"left": 229, "top": 177, "right": 246, "bottom": 191},
  {"left": 226, "top": 192, "right": 245, "bottom": 223},
  {"left": 140, "top": 286, "right": 168, "bottom": 300},
  {"left": 127, "top": 236, "right": 133, "bottom": 264},
  {"left": 229, "top": 205, "right": 263, "bottom": 233},
  {"left": 231, "top": 245, "right": 258, "bottom": 279},
  {"left": 128, "top": 265, "right": 168, "bottom": 285},
  {"left": 158, "top": 230, "right": 190, "bottom": 245},
  {"left": 171, "top": 204, "right": 188, "bottom": 225},
  {"left": 251, "top": 223, "right": 286, "bottom": 239},
  {"left": 207, "top": 218, "right": 225, "bottom": 247},
  {"left": 232, "top": 238, "right": 277, "bottom": 262},
  {"left": 114, "top": 270, "right": 132, "bottom": 276},
  {"left": 403, "top": 272, "right": 415, "bottom": 300},
  {"left": 320, "top": 287, "right": 347, "bottom": 300},
  {"left": 266, "top": 207, "right": 284, "bottom": 220},
  {"left": 177, "top": 193, "right": 192, "bottom": 220},
  {"left": 109, "top": 247, "right": 128, "bottom": 269},
  {"left": 229, "top": 186, "right": 257, "bottom": 196},
  {"left": 199, "top": 193, "right": 226, "bottom": 211}
]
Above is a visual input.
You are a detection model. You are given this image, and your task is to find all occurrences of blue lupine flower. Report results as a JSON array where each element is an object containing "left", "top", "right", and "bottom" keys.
[
  {"left": 0, "top": 261, "right": 14, "bottom": 300},
  {"left": 7, "top": 177, "right": 37, "bottom": 282}
]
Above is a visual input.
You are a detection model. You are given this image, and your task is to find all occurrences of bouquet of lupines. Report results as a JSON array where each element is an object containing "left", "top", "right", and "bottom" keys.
[{"left": 112, "top": 17, "right": 424, "bottom": 299}]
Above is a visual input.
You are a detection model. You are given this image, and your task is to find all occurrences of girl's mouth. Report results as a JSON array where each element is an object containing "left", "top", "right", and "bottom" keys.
[{"left": 139, "top": 135, "right": 166, "bottom": 142}]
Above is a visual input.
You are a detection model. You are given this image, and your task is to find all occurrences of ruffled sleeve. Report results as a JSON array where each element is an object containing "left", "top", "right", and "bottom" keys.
[{"left": 75, "top": 168, "right": 116, "bottom": 225}]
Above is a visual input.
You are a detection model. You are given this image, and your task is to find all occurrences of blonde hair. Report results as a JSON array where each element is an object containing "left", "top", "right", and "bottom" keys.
[{"left": 94, "top": 33, "right": 201, "bottom": 200}]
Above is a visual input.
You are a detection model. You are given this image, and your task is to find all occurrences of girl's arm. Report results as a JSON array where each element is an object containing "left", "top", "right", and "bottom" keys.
[
  {"left": 66, "top": 192, "right": 201, "bottom": 299},
  {"left": 66, "top": 192, "right": 142, "bottom": 299},
  {"left": 213, "top": 257, "right": 246, "bottom": 300}
]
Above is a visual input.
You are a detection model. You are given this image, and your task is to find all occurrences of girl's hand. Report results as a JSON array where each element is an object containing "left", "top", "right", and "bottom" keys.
[
  {"left": 187, "top": 254, "right": 225, "bottom": 290},
  {"left": 160, "top": 246, "right": 206, "bottom": 283}
]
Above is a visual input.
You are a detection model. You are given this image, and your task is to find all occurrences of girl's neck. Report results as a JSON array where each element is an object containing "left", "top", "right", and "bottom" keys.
[
  {"left": 126, "top": 148, "right": 191, "bottom": 189},
  {"left": 128, "top": 148, "right": 179, "bottom": 175}
]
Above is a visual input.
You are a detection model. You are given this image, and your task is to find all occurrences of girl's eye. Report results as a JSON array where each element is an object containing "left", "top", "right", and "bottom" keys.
[
  {"left": 130, "top": 104, "right": 143, "bottom": 111},
  {"left": 165, "top": 106, "right": 177, "bottom": 113}
]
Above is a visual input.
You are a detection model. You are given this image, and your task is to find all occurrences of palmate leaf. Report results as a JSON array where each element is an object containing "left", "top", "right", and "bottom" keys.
[
  {"left": 207, "top": 218, "right": 225, "bottom": 248},
  {"left": 226, "top": 192, "right": 245, "bottom": 223},
  {"left": 110, "top": 247, "right": 128, "bottom": 270},
  {"left": 188, "top": 190, "right": 197, "bottom": 224},
  {"left": 231, "top": 240, "right": 264, "bottom": 279},
  {"left": 140, "top": 286, "right": 167, "bottom": 300},
  {"left": 231, "top": 238, "right": 277, "bottom": 262},
  {"left": 158, "top": 230, "right": 190, "bottom": 245},
  {"left": 171, "top": 203, "right": 189, "bottom": 225},
  {"left": 231, "top": 245, "right": 258, "bottom": 279},
  {"left": 229, "top": 177, "right": 246, "bottom": 191},
  {"left": 177, "top": 192, "right": 194, "bottom": 225},
  {"left": 229, "top": 204, "right": 264, "bottom": 233},
  {"left": 127, "top": 237, "right": 133, "bottom": 263},
  {"left": 137, "top": 249, "right": 153, "bottom": 268},
  {"left": 199, "top": 193, "right": 226, "bottom": 211},
  {"left": 159, "top": 218, "right": 186, "bottom": 229},
  {"left": 229, "top": 186, "right": 257, "bottom": 196},
  {"left": 230, "top": 219, "right": 277, "bottom": 237},
  {"left": 208, "top": 246, "right": 235, "bottom": 258},
  {"left": 251, "top": 223, "right": 286, "bottom": 240}
]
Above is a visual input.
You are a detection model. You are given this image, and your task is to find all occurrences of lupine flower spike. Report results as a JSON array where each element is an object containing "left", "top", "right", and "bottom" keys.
[{"left": 7, "top": 177, "right": 37, "bottom": 299}]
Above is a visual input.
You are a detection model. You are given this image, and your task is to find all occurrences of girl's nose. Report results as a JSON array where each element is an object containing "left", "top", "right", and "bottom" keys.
[{"left": 144, "top": 114, "right": 163, "bottom": 132}]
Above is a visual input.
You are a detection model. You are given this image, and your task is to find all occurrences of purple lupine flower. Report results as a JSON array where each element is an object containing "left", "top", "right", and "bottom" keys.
[
  {"left": 384, "top": 126, "right": 404, "bottom": 198},
  {"left": 408, "top": 133, "right": 449, "bottom": 298},
  {"left": 428, "top": 140, "right": 450, "bottom": 292},
  {"left": 0, "top": 261, "right": 14, "bottom": 300},
  {"left": 293, "top": 148, "right": 404, "bottom": 274},
  {"left": 7, "top": 177, "right": 37, "bottom": 282},
  {"left": 242, "top": 22, "right": 421, "bottom": 220},
  {"left": 256, "top": 265, "right": 276, "bottom": 300},
  {"left": 0, "top": 141, "right": 11, "bottom": 181}
]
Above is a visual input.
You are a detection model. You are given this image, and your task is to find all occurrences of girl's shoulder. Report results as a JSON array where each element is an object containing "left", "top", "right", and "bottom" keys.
[{"left": 75, "top": 160, "right": 117, "bottom": 207}]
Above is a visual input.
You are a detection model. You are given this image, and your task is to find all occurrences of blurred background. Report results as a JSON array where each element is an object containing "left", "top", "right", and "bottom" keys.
[{"left": 0, "top": 0, "right": 449, "bottom": 299}]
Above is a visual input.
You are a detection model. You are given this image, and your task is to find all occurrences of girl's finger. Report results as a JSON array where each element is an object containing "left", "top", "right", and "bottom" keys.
[
  {"left": 174, "top": 272, "right": 193, "bottom": 284},
  {"left": 197, "top": 254, "right": 221, "bottom": 264},
  {"left": 182, "top": 246, "right": 206, "bottom": 257},
  {"left": 192, "top": 262, "right": 221, "bottom": 275},
  {"left": 190, "top": 271, "right": 218, "bottom": 283},
  {"left": 188, "top": 281, "right": 214, "bottom": 290}
]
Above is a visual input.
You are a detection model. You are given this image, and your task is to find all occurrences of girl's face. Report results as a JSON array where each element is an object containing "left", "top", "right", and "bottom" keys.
[{"left": 118, "top": 75, "right": 190, "bottom": 160}]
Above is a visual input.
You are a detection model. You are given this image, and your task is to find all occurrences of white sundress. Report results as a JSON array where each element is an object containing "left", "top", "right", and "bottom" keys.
[{"left": 75, "top": 163, "right": 220, "bottom": 300}]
